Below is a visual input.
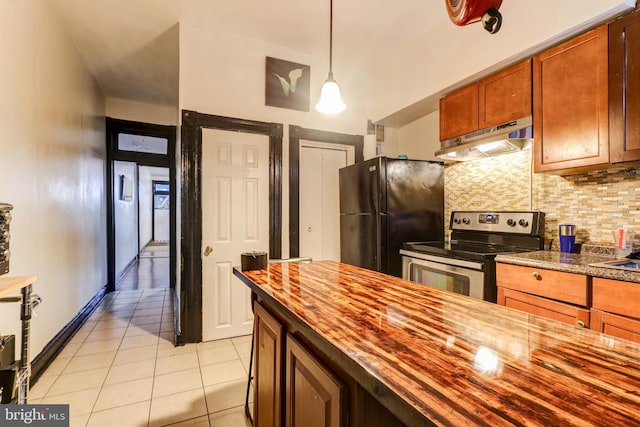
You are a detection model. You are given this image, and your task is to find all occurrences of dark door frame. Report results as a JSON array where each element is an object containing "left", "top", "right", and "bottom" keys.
[
  {"left": 106, "top": 118, "right": 177, "bottom": 294},
  {"left": 180, "top": 110, "right": 283, "bottom": 344},
  {"left": 288, "top": 125, "right": 363, "bottom": 258}
]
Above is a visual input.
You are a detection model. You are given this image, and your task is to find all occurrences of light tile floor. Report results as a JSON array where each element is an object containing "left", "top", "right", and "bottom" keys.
[{"left": 28, "top": 288, "right": 254, "bottom": 427}]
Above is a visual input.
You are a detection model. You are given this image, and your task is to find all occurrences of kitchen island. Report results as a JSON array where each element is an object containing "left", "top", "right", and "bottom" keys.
[{"left": 234, "top": 260, "right": 640, "bottom": 426}]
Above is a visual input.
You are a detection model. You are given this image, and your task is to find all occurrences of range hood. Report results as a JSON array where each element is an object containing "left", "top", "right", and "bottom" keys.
[{"left": 435, "top": 116, "right": 533, "bottom": 162}]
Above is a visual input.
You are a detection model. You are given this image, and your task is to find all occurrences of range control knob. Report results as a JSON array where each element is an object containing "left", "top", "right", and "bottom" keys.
[
  {"left": 507, "top": 219, "right": 516, "bottom": 227},
  {"left": 0, "top": 248, "right": 9, "bottom": 262},
  {"left": 0, "top": 230, "right": 8, "bottom": 242},
  {"left": 462, "top": 217, "right": 471, "bottom": 225},
  {"left": 453, "top": 217, "right": 461, "bottom": 224},
  {"left": 518, "top": 219, "right": 529, "bottom": 227}
]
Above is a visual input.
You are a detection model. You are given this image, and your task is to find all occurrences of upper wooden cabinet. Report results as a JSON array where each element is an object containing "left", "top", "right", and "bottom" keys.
[
  {"left": 609, "top": 9, "right": 640, "bottom": 163},
  {"left": 439, "top": 83, "right": 479, "bottom": 141},
  {"left": 479, "top": 59, "right": 532, "bottom": 129},
  {"left": 533, "top": 25, "right": 609, "bottom": 173},
  {"left": 439, "top": 60, "right": 532, "bottom": 142}
]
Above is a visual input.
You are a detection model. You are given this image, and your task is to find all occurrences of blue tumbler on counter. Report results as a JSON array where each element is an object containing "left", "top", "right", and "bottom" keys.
[{"left": 559, "top": 224, "right": 576, "bottom": 253}]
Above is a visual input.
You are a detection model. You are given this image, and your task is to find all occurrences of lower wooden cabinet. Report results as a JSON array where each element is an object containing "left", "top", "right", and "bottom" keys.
[
  {"left": 286, "top": 335, "right": 346, "bottom": 427},
  {"left": 591, "top": 277, "right": 640, "bottom": 343},
  {"left": 497, "top": 264, "right": 640, "bottom": 342},
  {"left": 254, "top": 302, "right": 285, "bottom": 427},
  {"left": 498, "top": 287, "right": 590, "bottom": 327},
  {"left": 495, "top": 263, "right": 589, "bottom": 306},
  {"left": 496, "top": 263, "right": 590, "bottom": 327},
  {"left": 253, "top": 302, "right": 346, "bottom": 427},
  {"left": 591, "top": 309, "right": 640, "bottom": 343}
]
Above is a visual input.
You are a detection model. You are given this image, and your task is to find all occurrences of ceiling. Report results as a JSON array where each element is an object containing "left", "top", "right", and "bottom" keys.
[{"left": 48, "top": 0, "right": 446, "bottom": 108}]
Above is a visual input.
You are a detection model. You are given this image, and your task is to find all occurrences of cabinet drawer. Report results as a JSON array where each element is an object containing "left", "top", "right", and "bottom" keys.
[
  {"left": 591, "top": 309, "right": 640, "bottom": 344},
  {"left": 592, "top": 277, "right": 640, "bottom": 318},
  {"left": 496, "top": 263, "right": 589, "bottom": 306},
  {"left": 498, "top": 288, "right": 590, "bottom": 327}
]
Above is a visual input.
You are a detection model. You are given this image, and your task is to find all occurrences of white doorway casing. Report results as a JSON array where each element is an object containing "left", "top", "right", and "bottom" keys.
[
  {"left": 299, "top": 142, "right": 355, "bottom": 262},
  {"left": 201, "top": 128, "right": 269, "bottom": 341}
]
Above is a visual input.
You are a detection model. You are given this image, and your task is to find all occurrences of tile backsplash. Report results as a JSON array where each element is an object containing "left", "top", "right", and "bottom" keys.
[{"left": 444, "top": 149, "right": 640, "bottom": 250}]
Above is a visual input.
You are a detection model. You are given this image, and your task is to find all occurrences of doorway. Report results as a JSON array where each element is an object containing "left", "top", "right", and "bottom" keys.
[
  {"left": 201, "top": 129, "right": 269, "bottom": 341},
  {"left": 106, "top": 118, "right": 177, "bottom": 297},
  {"left": 288, "top": 125, "right": 364, "bottom": 258},
  {"left": 180, "top": 110, "right": 283, "bottom": 344},
  {"left": 299, "top": 143, "right": 354, "bottom": 261}
]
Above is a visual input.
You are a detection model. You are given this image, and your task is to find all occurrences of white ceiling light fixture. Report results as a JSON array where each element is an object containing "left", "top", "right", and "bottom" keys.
[{"left": 315, "top": 0, "right": 346, "bottom": 114}]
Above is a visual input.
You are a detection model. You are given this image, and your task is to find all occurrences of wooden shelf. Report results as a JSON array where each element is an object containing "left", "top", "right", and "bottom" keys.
[{"left": 0, "top": 276, "right": 37, "bottom": 299}]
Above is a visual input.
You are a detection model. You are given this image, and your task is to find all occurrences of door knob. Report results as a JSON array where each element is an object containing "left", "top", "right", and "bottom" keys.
[
  {"left": 204, "top": 246, "right": 213, "bottom": 256},
  {"left": 307, "top": 226, "right": 312, "bottom": 232}
]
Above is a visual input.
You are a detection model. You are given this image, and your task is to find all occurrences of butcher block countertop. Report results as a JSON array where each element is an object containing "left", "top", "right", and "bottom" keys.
[
  {"left": 0, "top": 275, "right": 37, "bottom": 298},
  {"left": 234, "top": 260, "right": 640, "bottom": 427}
]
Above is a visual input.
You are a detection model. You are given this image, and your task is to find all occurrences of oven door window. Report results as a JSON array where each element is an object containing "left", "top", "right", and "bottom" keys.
[
  {"left": 410, "top": 263, "right": 470, "bottom": 296},
  {"left": 403, "top": 255, "right": 485, "bottom": 300}
]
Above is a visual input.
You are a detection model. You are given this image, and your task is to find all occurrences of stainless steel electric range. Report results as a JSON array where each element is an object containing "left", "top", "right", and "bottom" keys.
[{"left": 400, "top": 211, "right": 545, "bottom": 302}]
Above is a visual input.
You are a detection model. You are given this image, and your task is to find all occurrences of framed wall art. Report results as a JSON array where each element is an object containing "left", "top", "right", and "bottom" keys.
[{"left": 265, "top": 57, "right": 310, "bottom": 112}]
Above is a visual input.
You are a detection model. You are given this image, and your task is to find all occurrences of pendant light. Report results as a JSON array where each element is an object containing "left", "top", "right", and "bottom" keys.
[{"left": 315, "top": 0, "right": 346, "bottom": 114}]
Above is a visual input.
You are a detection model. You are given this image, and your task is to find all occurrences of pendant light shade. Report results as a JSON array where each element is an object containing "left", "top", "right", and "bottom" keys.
[
  {"left": 316, "top": 72, "right": 346, "bottom": 114},
  {"left": 316, "top": 0, "right": 346, "bottom": 114}
]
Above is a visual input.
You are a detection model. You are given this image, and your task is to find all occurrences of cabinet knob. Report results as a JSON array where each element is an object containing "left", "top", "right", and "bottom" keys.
[
  {"left": 576, "top": 320, "right": 586, "bottom": 328},
  {"left": 532, "top": 271, "right": 541, "bottom": 280}
]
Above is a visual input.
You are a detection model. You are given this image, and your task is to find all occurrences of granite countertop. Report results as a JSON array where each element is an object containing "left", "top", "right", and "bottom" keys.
[
  {"left": 235, "top": 260, "right": 640, "bottom": 426},
  {"left": 496, "top": 250, "right": 640, "bottom": 283}
]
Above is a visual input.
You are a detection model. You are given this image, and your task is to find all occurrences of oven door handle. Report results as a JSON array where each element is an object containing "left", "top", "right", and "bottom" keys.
[{"left": 400, "top": 249, "right": 484, "bottom": 270}]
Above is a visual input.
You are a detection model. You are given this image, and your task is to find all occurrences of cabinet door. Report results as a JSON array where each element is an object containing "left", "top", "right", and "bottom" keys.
[
  {"left": 533, "top": 25, "right": 609, "bottom": 173},
  {"left": 592, "top": 277, "right": 640, "bottom": 319},
  {"left": 254, "top": 303, "right": 285, "bottom": 427},
  {"left": 591, "top": 309, "right": 640, "bottom": 344},
  {"left": 439, "top": 83, "right": 479, "bottom": 141},
  {"left": 610, "top": 9, "right": 640, "bottom": 163},
  {"left": 496, "top": 263, "right": 588, "bottom": 306},
  {"left": 286, "top": 335, "right": 346, "bottom": 427},
  {"left": 498, "top": 287, "right": 590, "bottom": 328},
  {"left": 479, "top": 59, "right": 532, "bottom": 128}
]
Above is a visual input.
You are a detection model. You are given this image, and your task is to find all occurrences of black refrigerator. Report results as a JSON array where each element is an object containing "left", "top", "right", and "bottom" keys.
[{"left": 339, "top": 156, "right": 444, "bottom": 277}]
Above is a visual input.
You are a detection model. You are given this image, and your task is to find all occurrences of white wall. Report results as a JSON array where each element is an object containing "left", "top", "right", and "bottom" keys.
[
  {"left": 179, "top": 0, "right": 373, "bottom": 257},
  {"left": 106, "top": 98, "right": 178, "bottom": 126},
  {"left": 372, "top": 0, "right": 635, "bottom": 124},
  {"left": 114, "top": 162, "right": 139, "bottom": 279},
  {"left": 178, "top": 11, "right": 369, "bottom": 136},
  {"left": 397, "top": 111, "right": 441, "bottom": 161},
  {"left": 0, "top": 1, "right": 106, "bottom": 358}
]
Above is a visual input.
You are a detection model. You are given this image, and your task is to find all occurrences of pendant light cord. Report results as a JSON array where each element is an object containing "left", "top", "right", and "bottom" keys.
[{"left": 329, "top": 0, "right": 333, "bottom": 75}]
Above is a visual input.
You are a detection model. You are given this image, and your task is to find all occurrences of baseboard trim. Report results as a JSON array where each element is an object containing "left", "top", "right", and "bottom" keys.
[
  {"left": 30, "top": 284, "right": 108, "bottom": 385},
  {"left": 117, "top": 257, "right": 138, "bottom": 283}
]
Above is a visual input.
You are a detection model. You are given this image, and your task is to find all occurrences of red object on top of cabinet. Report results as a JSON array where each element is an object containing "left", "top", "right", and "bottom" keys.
[{"left": 446, "top": 0, "right": 503, "bottom": 26}]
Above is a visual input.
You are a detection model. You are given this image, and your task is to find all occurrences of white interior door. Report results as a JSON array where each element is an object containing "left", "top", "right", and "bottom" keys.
[
  {"left": 201, "top": 129, "right": 269, "bottom": 341},
  {"left": 299, "top": 144, "right": 352, "bottom": 261}
]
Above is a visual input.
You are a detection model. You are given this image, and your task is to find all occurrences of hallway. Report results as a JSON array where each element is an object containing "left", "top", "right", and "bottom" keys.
[
  {"left": 28, "top": 245, "right": 253, "bottom": 426},
  {"left": 118, "top": 242, "right": 170, "bottom": 292}
]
